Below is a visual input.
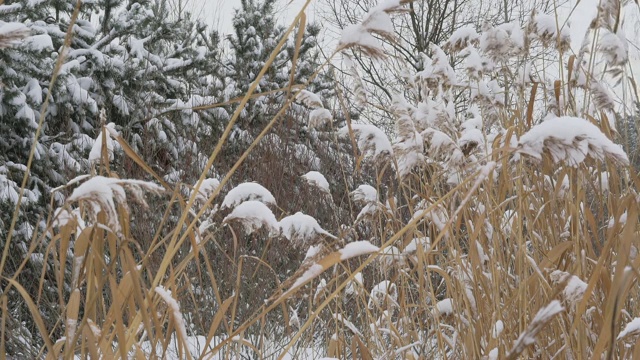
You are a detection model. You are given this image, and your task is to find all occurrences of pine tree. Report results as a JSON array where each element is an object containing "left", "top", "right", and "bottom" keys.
[
  {"left": 225, "top": 0, "right": 332, "bottom": 128},
  {"left": 0, "top": 0, "right": 225, "bottom": 354},
  {"left": 197, "top": 0, "right": 354, "bottom": 330}
]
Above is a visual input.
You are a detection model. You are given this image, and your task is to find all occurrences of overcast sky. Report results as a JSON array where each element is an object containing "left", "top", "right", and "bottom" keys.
[{"left": 190, "top": 0, "right": 319, "bottom": 38}]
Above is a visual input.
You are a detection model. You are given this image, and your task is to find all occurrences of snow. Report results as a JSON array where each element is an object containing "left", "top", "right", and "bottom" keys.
[
  {"left": 289, "top": 307, "right": 300, "bottom": 329},
  {"left": 379, "top": 246, "right": 404, "bottom": 268},
  {"left": 517, "top": 62, "right": 535, "bottom": 85},
  {"left": 599, "top": 31, "right": 629, "bottom": 67},
  {"left": 291, "top": 263, "right": 325, "bottom": 290},
  {"left": 112, "top": 95, "right": 129, "bottom": 115},
  {"left": 436, "top": 298, "right": 453, "bottom": 316},
  {"left": 608, "top": 211, "right": 627, "bottom": 228},
  {"left": 532, "top": 300, "right": 564, "bottom": 323},
  {"left": 445, "top": 26, "right": 479, "bottom": 50},
  {"left": 492, "top": 320, "right": 504, "bottom": 338},
  {"left": 295, "top": 89, "right": 323, "bottom": 109},
  {"left": 221, "top": 182, "right": 276, "bottom": 209},
  {"left": 338, "top": 124, "right": 393, "bottom": 162},
  {"left": 25, "top": 34, "right": 53, "bottom": 51},
  {"left": 279, "top": 212, "right": 334, "bottom": 242},
  {"left": 194, "top": 178, "right": 221, "bottom": 202},
  {"left": 517, "top": 116, "right": 629, "bottom": 166},
  {"left": 24, "top": 79, "right": 42, "bottom": 104},
  {"left": 134, "top": 334, "right": 324, "bottom": 359},
  {"left": 339, "top": 24, "right": 381, "bottom": 52},
  {"left": 356, "top": 202, "right": 384, "bottom": 221},
  {"left": 89, "top": 122, "right": 117, "bottom": 164},
  {"left": 618, "top": 317, "right": 640, "bottom": 340},
  {"left": 0, "top": 21, "right": 29, "bottom": 47},
  {"left": 461, "top": 45, "right": 491, "bottom": 79},
  {"left": 403, "top": 237, "right": 431, "bottom": 254},
  {"left": 67, "top": 176, "right": 163, "bottom": 231},
  {"left": 531, "top": 13, "right": 566, "bottom": 40},
  {"left": 510, "top": 300, "right": 565, "bottom": 354},
  {"left": 314, "top": 278, "right": 328, "bottom": 302},
  {"left": 0, "top": 21, "right": 27, "bottom": 35},
  {"left": 222, "top": 200, "right": 278, "bottom": 234},
  {"left": 301, "top": 171, "right": 330, "bottom": 192},
  {"left": 368, "top": 280, "right": 397, "bottom": 309},
  {"left": 362, "top": 10, "right": 394, "bottom": 37},
  {"left": 598, "top": 171, "right": 609, "bottom": 192},
  {"left": 308, "top": 108, "right": 332, "bottom": 128},
  {"left": 154, "top": 286, "right": 188, "bottom": 350},
  {"left": 305, "top": 244, "right": 323, "bottom": 260},
  {"left": 393, "top": 111, "right": 424, "bottom": 177},
  {"left": 339, "top": 241, "right": 380, "bottom": 260},
  {"left": 15, "top": 104, "right": 37, "bottom": 128},
  {"left": 344, "top": 272, "right": 364, "bottom": 296},
  {"left": 423, "top": 44, "right": 457, "bottom": 87},
  {"left": 52, "top": 207, "right": 85, "bottom": 236},
  {"left": 475, "top": 240, "right": 490, "bottom": 264},
  {"left": 458, "top": 128, "right": 483, "bottom": 151},
  {"left": 333, "top": 313, "right": 364, "bottom": 337},
  {"left": 371, "top": 0, "right": 402, "bottom": 12},
  {"left": 550, "top": 270, "right": 587, "bottom": 305},
  {"left": 338, "top": 0, "right": 400, "bottom": 56},
  {"left": 413, "top": 201, "right": 448, "bottom": 232},
  {"left": 479, "top": 22, "right": 513, "bottom": 58},
  {"left": 351, "top": 184, "right": 378, "bottom": 203},
  {"left": 421, "top": 128, "right": 457, "bottom": 155}
]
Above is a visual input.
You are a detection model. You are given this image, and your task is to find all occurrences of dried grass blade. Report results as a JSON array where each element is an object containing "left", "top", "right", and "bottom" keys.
[
  {"left": 4, "top": 278, "right": 55, "bottom": 357},
  {"left": 287, "top": 12, "right": 306, "bottom": 98}
]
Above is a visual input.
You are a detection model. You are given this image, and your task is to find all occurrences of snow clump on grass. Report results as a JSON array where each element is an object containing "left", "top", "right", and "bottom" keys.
[
  {"left": 221, "top": 182, "right": 276, "bottom": 209},
  {"left": 279, "top": 212, "right": 335, "bottom": 244},
  {"left": 517, "top": 116, "right": 629, "bottom": 166},
  {"left": 223, "top": 200, "right": 278, "bottom": 235},
  {"left": 67, "top": 176, "right": 163, "bottom": 232},
  {"left": 301, "top": 171, "right": 330, "bottom": 193}
]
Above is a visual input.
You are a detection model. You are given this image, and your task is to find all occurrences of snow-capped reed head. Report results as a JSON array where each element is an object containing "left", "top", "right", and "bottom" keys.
[
  {"left": 351, "top": 184, "right": 378, "bottom": 204},
  {"left": 479, "top": 21, "right": 526, "bottom": 61},
  {"left": 391, "top": 96, "right": 425, "bottom": 178},
  {"left": 308, "top": 108, "right": 333, "bottom": 129},
  {"left": 589, "top": 81, "right": 615, "bottom": 113},
  {"left": 301, "top": 171, "right": 330, "bottom": 194},
  {"left": 516, "top": 116, "right": 629, "bottom": 166},
  {"left": 460, "top": 45, "right": 493, "bottom": 81},
  {"left": 391, "top": 95, "right": 416, "bottom": 140},
  {"left": 337, "top": 0, "right": 409, "bottom": 59},
  {"left": 66, "top": 176, "right": 164, "bottom": 232},
  {"left": 193, "top": 178, "right": 221, "bottom": 204},
  {"left": 0, "top": 22, "right": 30, "bottom": 49},
  {"left": 279, "top": 212, "right": 336, "bottom": 246},
  {"left": 221, "top": 182, "right": 276, "bottom": 210},
  {"left": 222, "top": 200, "right": 278, "bottom": 235},
  {"left": 443, "top": 26, "right": 480, "bottom": 53},
  {"left": 548, "top": 270, "right": 587, "bottom": 308},
  {"left": 591, "top": 0, "right": 621, "bottom": 31},
  {"left": 507, "top": 301, "right": 565, "bottom": 358},
  {"left": 527, "top": 11, "right": 571, "bottom": 52},
  {"left": 598, "top": 30, "right": 629, "bottom": 68},
  {"left": 338, "top": 124, "right": 394, "bottom": 164}
]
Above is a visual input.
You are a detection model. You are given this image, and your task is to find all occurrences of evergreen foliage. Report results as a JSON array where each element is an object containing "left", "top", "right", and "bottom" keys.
[{"left": 0, "top": 0, "right": 225, "bottom": 354}]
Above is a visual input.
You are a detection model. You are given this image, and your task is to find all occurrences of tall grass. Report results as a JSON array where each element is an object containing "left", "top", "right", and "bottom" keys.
[{"left": 2, "top": 0, "right": 640, "bottom": 359}]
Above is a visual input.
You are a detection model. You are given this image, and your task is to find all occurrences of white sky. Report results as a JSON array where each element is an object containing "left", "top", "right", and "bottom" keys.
[{"left": 189, "top": 0, "right": 319, "bottom": 38}]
